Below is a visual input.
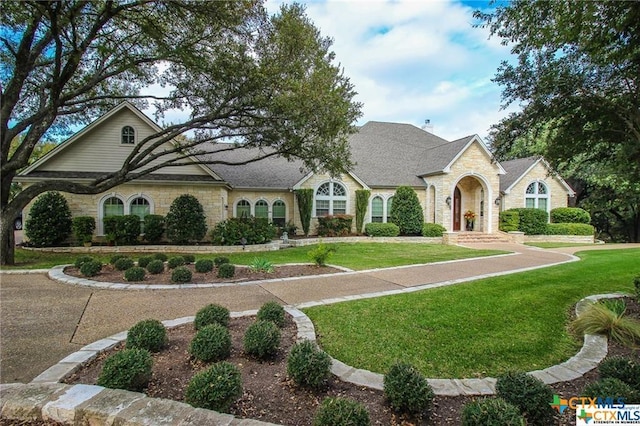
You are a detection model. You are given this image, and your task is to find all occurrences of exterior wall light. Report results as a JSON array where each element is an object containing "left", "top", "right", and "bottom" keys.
[{"left": 446, "top": 196, "right": 452, "bottom": 207}]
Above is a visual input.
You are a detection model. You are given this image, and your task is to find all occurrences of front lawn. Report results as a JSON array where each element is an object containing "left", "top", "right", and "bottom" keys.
[{"left": 304, "top": 248, "right": 639, "bottom": 378}]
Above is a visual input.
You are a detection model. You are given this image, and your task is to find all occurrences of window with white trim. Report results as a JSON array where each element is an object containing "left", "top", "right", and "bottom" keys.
[
  {"left": 272, "top": 200, "right": 286, "bottom": 226},
  {"left": 236, "top": 200, "right": 251, "bottom": 218},
  {"left": 255, "top": 200, "right": 268, "bottom": 219},
  {"left": 315, "top": 182, "right": 347, "bottom": 216},
  {"left": 121, "top": 126, "right": 135, "bottom": 144},
  {"left": 386, "top": 196, "right": 393, "bottom": 223},
  {"left": 525, "top": 182, "right": 549, "bottom": 211},
  {"left": 130, "top": 197, "right": 150, "bottom": 233},
  {"left": 103, "top": 196, "right": 124, "bottom": 217},
  {"left": 371, "top": 196, "right": 383, "bottom": 222}
]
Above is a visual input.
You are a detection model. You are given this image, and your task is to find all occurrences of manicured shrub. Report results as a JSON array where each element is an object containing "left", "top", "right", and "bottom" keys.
[
  {"left": 512, "top": 208, "right": 548, "bottom": 235},
  {"left": 97, "top": 348, "right": 152, "bottom": 391},
  {"left": 244, "top": 320, "right": 281, "bottom": 359},
  {"left": 142, "top": 214, "right": 165, "bottom": 243},
  {"left": 124, "top": 266, "right": 146, "bottom": 282},
  {"left": 217, "top": 263, "right": 235, "bottom": 279},
  {"left": 194, "top": 303, "right": 230, "bottom": 329},
  {"left": 496, "top": 371, "right": 556, "bottom": 426},
  {"left": 25, "top": 191, "right": 72, "bottom": 247},
  {"left": 185, "top": 361, "right": 242, "bottom": 413},
  {"left": 499, "top": 210, "right": 520, "bottom": 232},
  {"left": 461, "top": 397, "right": 525, "bottom": 426},
  {"left": 171, "top": 266, "right": 192, "bottom": 283},
  {"left": 154, "top": 253, "right": 168, "bottom": 262},
  {"left": 126, "top": 319, "right": 167, "bottom": 352},
  {"left": 355, "top": 189, "right": 371, "bottom": 234},
  {"left": 317, "top": 214, "right": 353, "bottom": 237},
  {"left": 389, "top": 186, "right": 424, "bottom": 235},
  {"left": 383, "top": 362, "right": 434, "bottom": 415},
  {"left": 545, "top": 223, "right": 594, "bottom": 236},
  {"left": 214, "top": 256, "right": 230, "bottom": 267},
  {"left": 110, "top": 254, "right": 127, "bottom": 265},
  {"left": 287, "top": 340, "right": 331, "bottom": 388},
  {"left": 257, "top": 301, "right": 285, "bottom": 328},
  {"left": 190, "top": 323, "right": 232, "bottom": 362},
  {"left": 137, "top": 256, "right": 153, "bottom": 268},
  {"left": 114, "top": 257, "right": 135, "bottom": 271},
  {"left": 195, "top": 259, "right": 214, "bottom": 273},
  {"left": 146, "top": 259, "right": 165, "bottom": 274},
  {"left": 210, "top": 217, "right": 276, "bottom": 246},
  {"left": 598, "top": 357, "right": 640, "bottom": 392},
  {"left": 422, "top": 223, "right": 446, "bottom": 237},
  {"left": 313, "top": 397, "right": 370, "bottom": 426},
  {"left": 550, "top": 207, "right": 591, "bottom": 224},
  {"left": 183, "top": 254, "right": 195, "bottom": 264},
  {"left": 165, "top": 194, "right": 207, "bottom": 244},
  {"left": 308, "top": 243, "right": 335, "bottom": 267},
  {"left": 295, "top": 188, "right": 314, "bottom": 236},
  {"left": 74, "top": 255, "right": 94, "bottom": 269},
  {"left": 582, "top": 378, "right": 639, "bottom": 402},
  {"left": 365, "top": 222, "right": 400, "bottom": 237},
  {"left": 120, "top": 214, "right": 142, "bottom": 245},
  {"left": 72, "top": 216, "right": 95, "bottom": 245},
  {"left": 80, "top": 260, "right": 102, "bottom": 277},
  {"left": 167, "top": 256, "right": 185, "bottom": 269}
]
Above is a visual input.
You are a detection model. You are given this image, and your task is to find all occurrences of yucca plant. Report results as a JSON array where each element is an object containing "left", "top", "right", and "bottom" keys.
[
  {"left": 248, "top": 257, "right": 275, "bottom": 273},
  {"left": 570, "top": 300, "right": 640, "bottom": 348}
]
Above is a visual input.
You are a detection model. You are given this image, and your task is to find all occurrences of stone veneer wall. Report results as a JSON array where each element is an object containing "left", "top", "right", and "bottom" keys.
[{"left": 502, "top": 161, "right": 570, "bottom": 213}]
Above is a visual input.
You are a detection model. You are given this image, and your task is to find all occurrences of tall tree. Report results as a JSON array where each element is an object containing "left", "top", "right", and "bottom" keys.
[
  {"left": 476, "top": 1, "right": 640, "bottom": 241},
  {"left": 0, "top": 1, "right": 361, "bottom": 264}
]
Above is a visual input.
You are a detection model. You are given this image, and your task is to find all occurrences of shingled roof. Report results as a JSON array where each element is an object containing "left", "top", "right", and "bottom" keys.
[{"left": 499, "top": 156, "right": 540, "bottom": 193}]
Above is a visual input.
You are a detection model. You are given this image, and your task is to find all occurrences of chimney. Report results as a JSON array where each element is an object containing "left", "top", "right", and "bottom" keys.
[{"left": 421, "top": 119, "right": 434, "bottom": 134}]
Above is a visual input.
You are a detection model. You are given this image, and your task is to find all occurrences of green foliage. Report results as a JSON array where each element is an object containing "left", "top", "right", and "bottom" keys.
[
  {"left": 80, "top": 260, "right": 102, "bottom": 277},
  {"left": 499, "top": 210, "right": 520, "bottom": 232},
  {"left": 313, "top": 397, "right": 371, "bottom": 426},
  {"left": 545, "top": 223, "right": 594, "bottom": 236},
  {"left": 114, "top": 257, "right": 134, "bottom": 271},
  {"left": 257, "top": 301, "right": 286, "bottom": 328},
  {"left": 512, "top": 208, "right": 548, "bottom": 235},
  {"left": 97, "top": 348, "right": 152, "bottom": 392},
  {"left": 383, "top": 362, "right": 434, "bottom": 415},
  {"left": 295, "top": 189, "right": 314, "bottom": 236},
  {"left": 422, "top": 223, "right": 446, "bottom": 237},
  {"left": 364, "top": 222, "right": 400, "bottom": 237},
  {"left": 461, "top": 398, "right": 525, "bottom": 426},
  {"left": 103, "top": 215, "right": 141, "bottom": 245},
  {"left": 214, "top": 256, "right": 230, "bottom": 267},
  {"left": 137, "top": 256, "right": 153, "bottom": 268},
  {"left": 195, "top": 259, "right": 214, "bottom": 273},
  {"left": 142, "top": 214, "right": 165, "bottom": 243},
  {"left": 217, "top": 263, "right": 235, "bottom": 279},
  {"left": 495, "top": 371, "right": 556, "bottom": 426},
  {"left": 210, "top": 217, "right": 276, "bottom": 246},
  {"left": 598, "top": 357, "right": 640, "bottom": 392},
  {"left": 126, "top": 319, "right": 167, "bottom": 352},
  {"left": 194, "top": 304, "right": 230, "bottom": 329},
  {"left": 243, "top": 320, "right": 281, "bottom": 359},
  {"left": 317, "top": 214, "right": 353, "bottom": 237},
  {"left": 248, "top": 257, "right": 274, "bottom": 273},
  {"left": 287, "top": 340, "right": 331, "bottom": 388},
  {"left": 154, "top": 253, "right": 168, "bottom": 262},
  {"left": 74, "top": 255, "right": 94, "bottom": 269},
  {"left": 171, "top": 266, "right": 192, "bottom": 283},
  {"left": 124, "top": 266, "right": 146, "bottom": 282},
  {"left": 185, "top": 362, "right": 242, "bottom": 413},
  {"left": 167, "top": 256, "right": 185, "bottom": 269},
  {"left": 550, "top": 207, "right": 591, "bottom": 224},
  {"left": 110, "top": 254, "right": 127, "bottom": 265},
  {"left": 582, "top": 378, "right": 639, "bottom": 402},
  {"left": 633, "top": 275, "right": 640, "bottom": 302},
  {"left": 389, "top": 186, "right": 424, "bottom": 235},
  {"left": 72, "top": 216, "right": 95, "bottom": 244},
  {"left": 146, "top": 259, "right": 165, "bottom": 274},
  {"left": 165, "top": 194, "right": 207, "bottom": 244},
  {"left": 24, "top": 192, "right": 72, "bottom": 247},
  {"left": 570, "top": 300, "right": 640, "bottom": 348},
  {"left": 355, "top": 190, "right": 371, "bottom": 234},
  {"left": 308, "top": 243, "right": 335, "bottom": 266},
  {"left": 183, "top": 254, "right": 195, "bottom": 264},
  {"left": 189, "top": 323, "right": 232, "bottom": 362}
]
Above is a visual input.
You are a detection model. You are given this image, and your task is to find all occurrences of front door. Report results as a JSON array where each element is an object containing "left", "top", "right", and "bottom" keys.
[{"left": 453, "top": 187, "right": 461, "bottom": 231}]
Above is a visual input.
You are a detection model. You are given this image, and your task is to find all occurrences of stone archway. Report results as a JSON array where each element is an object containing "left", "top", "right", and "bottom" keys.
[{"left": 454, "top": 176, "right": 488, "bottom": 232}]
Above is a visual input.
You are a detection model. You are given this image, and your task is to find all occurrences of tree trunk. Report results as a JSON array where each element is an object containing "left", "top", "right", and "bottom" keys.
[{"left": 0, "top": 215, "right": 16, "bottom": 266}]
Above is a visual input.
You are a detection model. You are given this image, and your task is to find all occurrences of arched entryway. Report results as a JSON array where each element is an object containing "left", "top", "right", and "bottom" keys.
[{"left": 451, "top": 175, "right": 490, "bottom": 232}]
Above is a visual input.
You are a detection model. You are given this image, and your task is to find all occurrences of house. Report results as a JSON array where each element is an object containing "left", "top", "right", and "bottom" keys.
[{"left": 16, "top": 102, "right": 575, "bottom": 239}]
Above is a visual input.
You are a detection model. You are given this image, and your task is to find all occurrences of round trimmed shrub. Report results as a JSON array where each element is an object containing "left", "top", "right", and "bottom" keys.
[
  {"left": 153, "top": 253, "right": 168, "bottom": 262},
  {"left": 142, "top": 214, "right": 165, "bottom": 243},
  {"left": 126, "top": 319, "right": 167, "bottom": 352},
  {"left": 183, "top": 254, "right": 195, "bottom": 264},
  {"left": 114, "top": 257, "right": 135, "bottom": 271},
  {"left": 496, "top": 371, "right": 556, "bottom": 426},
  {"left": 217, "top": 263, "right": 235, "bottom": 279},
  {"left": 461, "top": 397, "right": 525, "bottom": 426},
  {"left": 165, "top": 194, "right": 207, "bottom": 244},
  {"left": 244, "top": 320, "right": 281, "bottom": 359},
  {"left": 313, "top": 397, "right": 370, "bottom": 426},
  {"left": 582, "top": 378, "right": 639, "bottom": 401},
  {"left": 74, "top": 255, "right": 94, "bottom": 269},
  {"left": 194, "top": 304, "right": 230, "bottom": 329},
  {"left": 110, "top": 254, "right": 128, "bottom": 265},
  {"left": 124, "top": 266, "right": 146, "bottom": 282},
  {"left": 97, "top": 348, "right": 152, "bottom": 391},
  {"left": 550, "top": 207, "right": 591, "bottom": 224},
  {"left": 137, "top": 256, "right": 153, "bottom": 268},
  {"left": 257, "top": 301, "right": 286, "bottom": 328},
  {"left": 80, "top": 260, "right": 102, "bottom": 277},
  {"left": 185, "top": 361, "right": 242, "bottom": 413},
  {"left": 287, "top": 340, "right": 331, "bottom": 388},
  {"left": 190, "top": 323, "right": 232, "bottom": 362},
  {"left": 195, "top": 259, "right": 214, "bottom": 273},
  {"left": 171, "top": 266, "right": 192, "bottom": 283},
  {"left": 214, "top": 256, "right": 229, "bottom": 267},
  {"left": 599, "top": 357, "right": 640, "bottom": 391},
  {"left": 389, "top": 186, "right": 424, "bottom": 235},
  {"left": 24, "top": 191, "right": 72, "bottom": 247},
  {"left": 167, "top": 256, "right": 185, "bottom": 269},
  {"left": 422, "top": 223, "right": 446, "bottom": 237},
  {"left": 364, "top": 222, "right": 400, "bottom": 237},
  {"left": 146, "top": 259, "right": 165, "bottom": 274},
  {"left": 512, "top": 208, "right": 548, "bottom": 235},
  {"left": 384, "top": 362, "right": 434, "bottom": 415},
  {"left": 72, "top": 216, "right": 95, "bottom": 245}
]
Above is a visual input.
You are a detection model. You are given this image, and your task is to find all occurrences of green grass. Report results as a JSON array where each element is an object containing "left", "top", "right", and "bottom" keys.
[
  {"left": 525, "top": 242, "right": 597, "bottom": 249},
  {"left": 5, "top": 243, "right": 505, "bottom": 270},
  {"left": 304, "top": 248, "right": 640, "bottom": 379}
]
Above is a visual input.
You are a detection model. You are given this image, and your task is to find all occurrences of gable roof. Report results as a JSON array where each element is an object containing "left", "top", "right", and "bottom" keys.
[{"left": 500, "top": 156, "right": 575, "bottom": 195}]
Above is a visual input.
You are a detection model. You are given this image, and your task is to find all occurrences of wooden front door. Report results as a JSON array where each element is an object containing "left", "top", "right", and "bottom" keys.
[{"left": 453, "top": 187, "right": 461, "bottom": 231}]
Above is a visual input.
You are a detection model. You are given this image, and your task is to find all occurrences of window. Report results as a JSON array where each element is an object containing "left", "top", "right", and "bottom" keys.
[
  {"left": 315, "top": 182, "right": 347, "bottom": 216},
  {"left": 236, "top": 200, "right": 251, "bottom": 218},
  {"left": 130, "top": 197, "right": 150, "bottom": 233},
  {"left": 386, "top": 197, "right": 393, "bottom": 223},
  {"left": 121, "top": 126, "right": 135, "bottom": 144},
  {"left": 525, "top": 182, "right": 549, "bottom": 211},
  {"left": 255, "top": 200, "right": 268, "bottom": 219},
  {"left": 371, "top": 196, "right": 383, "bottom": 222},
  {"left": 272, "top": 200, "right": 286, "bottom": 227},
  {"left": 103, "top": 196, "right": 124, "bottom": 217}
]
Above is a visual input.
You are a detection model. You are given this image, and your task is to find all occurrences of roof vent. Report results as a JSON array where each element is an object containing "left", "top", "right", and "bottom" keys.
[{"left": 421, "top": 119, "right": 434, "bottom": 134}]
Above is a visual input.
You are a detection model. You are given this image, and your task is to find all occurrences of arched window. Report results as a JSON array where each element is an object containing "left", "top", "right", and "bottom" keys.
[
  {"left": 255, "top": 200, "right": 268, "bottom": 219},
  {"left": 272, "top": 200, "right": 286, "bottom": 226},
  {"left": 236, "top": 200, "right": 251, "bottom": 218},
  {"left": 130, "top": 197, "right": 150, "bottom": 233},
  {"left": 103, "top": 196, "right": 124, "bottom": 217},
  {"left": 525, "top": 182, "right": 549, "bottom": 211},
  {"left": 315, "top": 181, "right": 347, "bottom": 216},
  {"left": 386, "top": 196, "right": 394, "bottom": 223},
  {"left": 121, "top": 126, "right": 135, "bottom": 144},
  {"left": 371, "top": 196, "right": 383, "bottom": 222}
]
